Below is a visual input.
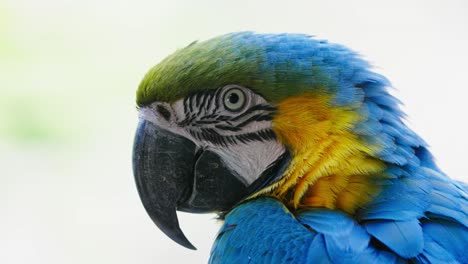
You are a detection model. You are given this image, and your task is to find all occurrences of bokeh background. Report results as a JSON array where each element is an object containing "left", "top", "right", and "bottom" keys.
[{"left": 2, "top": 0, "right": 467, "bottom": 263}]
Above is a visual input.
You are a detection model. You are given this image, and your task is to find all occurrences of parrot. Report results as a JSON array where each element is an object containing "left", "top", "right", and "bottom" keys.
[{"left": 132, "top": 32, "right": 468, "bottom": 263}]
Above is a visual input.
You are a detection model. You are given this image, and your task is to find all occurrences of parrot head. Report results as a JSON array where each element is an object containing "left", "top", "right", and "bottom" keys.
[{"left": 133, "top": 32, "right": 410, "bottom": 249}]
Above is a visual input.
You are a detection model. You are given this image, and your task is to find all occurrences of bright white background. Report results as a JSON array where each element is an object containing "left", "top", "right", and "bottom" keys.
[{"left": 1, "top": 0, "right": 467, "bottom": 263}]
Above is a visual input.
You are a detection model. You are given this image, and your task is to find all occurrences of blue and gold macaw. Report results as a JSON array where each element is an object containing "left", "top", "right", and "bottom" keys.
[{"left": 132, "top": 32, "right": 468, "bottom": 263}]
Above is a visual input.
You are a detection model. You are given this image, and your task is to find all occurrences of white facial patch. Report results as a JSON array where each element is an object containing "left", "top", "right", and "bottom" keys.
[{"left": 209, "top": 138, "right": 285, "bottom": 185}]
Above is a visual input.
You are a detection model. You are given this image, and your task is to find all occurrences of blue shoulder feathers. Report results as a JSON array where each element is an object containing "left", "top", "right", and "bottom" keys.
[{"left": 211, "top": 197, "right": 467, "bottom": 263}]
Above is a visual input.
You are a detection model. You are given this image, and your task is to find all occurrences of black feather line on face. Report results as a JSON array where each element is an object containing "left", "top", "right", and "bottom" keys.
[
  {"left": 199, "top": 92, "right": 209, "bottom": 109},
  {"left": 205, "top": 91, "right": 215, "bottom": 112},
  {"left": 215, "top": 125, "right": 242, "bottom": 132},
  {"left": 200, "top": 114, "right": 218, "bottom": 120},
  {"left": 233, "top": 114, "right": 274, "bottom": 128},
  {"left": 215, "top": 115, "right": 231, "bottom": 121},
  {"left": 188, "top": 95, "right": 194, "bottom": 114},
  {"left": 213, "top": 88, "right": 222, "bottom": 112},
  {"left": 230, "top": 104, "right": 276, "bottom": 122},
  {"left": 183, "top": 97, "right": 190, "bottom": 116},
  {"left": 188, "top": 128, "right": 277, "bottom": 146},
  {"left": 178, "top": 114, "right": 197, "bottom": 127},
  {"left": 194, "top": 120, "right": 220, "bottom": 125},
  {"left": 194, "top": 92, "right": 203, "bottom": 108}
]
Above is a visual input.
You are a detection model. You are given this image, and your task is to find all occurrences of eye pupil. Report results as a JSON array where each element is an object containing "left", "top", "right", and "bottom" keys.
[{"left": 228, "top": 93, "right": 239, "bottom": 104}]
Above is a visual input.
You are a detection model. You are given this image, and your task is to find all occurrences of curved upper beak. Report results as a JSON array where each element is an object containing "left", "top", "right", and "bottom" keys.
[
  {"left": 132, "top": 119, "right": 248, "bottom": 249},
  {"left": 132, "top": 119, "right": 197, "bottom": 249}
]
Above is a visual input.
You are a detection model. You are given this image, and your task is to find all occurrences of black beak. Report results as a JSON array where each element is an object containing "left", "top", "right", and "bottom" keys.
[{"left": 132, "top": 120, "right": 248, "bottom": 249}]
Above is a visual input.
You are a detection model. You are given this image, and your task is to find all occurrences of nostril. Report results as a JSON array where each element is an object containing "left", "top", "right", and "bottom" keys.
[{"left": 156, "top": 105, "right": 171, "bottom": 121}]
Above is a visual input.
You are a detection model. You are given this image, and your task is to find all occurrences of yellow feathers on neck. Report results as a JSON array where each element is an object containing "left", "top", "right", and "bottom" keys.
[{"left": 255, "top": 93, "right": 385, "bottom": 214}]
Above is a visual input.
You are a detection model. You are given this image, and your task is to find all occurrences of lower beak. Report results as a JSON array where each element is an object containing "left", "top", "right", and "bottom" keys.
[{"left": 132, "top": 119, "right": 248, "bottom": 249}]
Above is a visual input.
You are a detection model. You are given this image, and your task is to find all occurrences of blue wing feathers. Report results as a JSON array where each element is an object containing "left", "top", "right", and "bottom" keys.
[
  {"left": 304, "top": 234, "right": 332, "bottom": 264},
  {"left": 362, "top": 178, "right": 431, "bottom": 221},
  {"left": 297, "top": 209, "right": 354, "bottom": 235},
  {"left": 366, "top": 101, "right": 385, "bottom": 119},
  {"left": 211, "top": 198, "right": 403, "bottom": 263},
  {"left": 212, "top": 194, "right": 467, "bottom": 263},
  {"left": 210, "top": 198, "right": 317, "bottom": 264},
  {"left": 417, "top": 220, "right": 468, "bottom": 263},
  {"left": 364, "top": 220, "right": 423, "bottom": 258},
  {"left": 416, "top": 239, "right": 459, "bottom": 264},
  {"left": 427, "top": 191, "right": 468, "bottom": 225}
]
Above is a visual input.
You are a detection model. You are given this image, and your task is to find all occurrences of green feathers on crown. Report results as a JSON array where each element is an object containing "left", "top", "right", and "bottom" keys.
[
  {"left": 136, "top": 34, "right": 265, "bottom": 106},
  {"left": 136, "top": 32, "right": 379, "bottom": 107}
]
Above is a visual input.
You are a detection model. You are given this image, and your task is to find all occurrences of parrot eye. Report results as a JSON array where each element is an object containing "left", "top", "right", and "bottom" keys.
[{"left": 223, "top": 86, "right": 246, "bottom": 112}]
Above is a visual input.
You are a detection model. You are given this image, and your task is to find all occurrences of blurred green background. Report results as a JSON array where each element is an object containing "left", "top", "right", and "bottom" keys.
[{"left": 2, "top": 0, "right": 467, "bottom": 263}]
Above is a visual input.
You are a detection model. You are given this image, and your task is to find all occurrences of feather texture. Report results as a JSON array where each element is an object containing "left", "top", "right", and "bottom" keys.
[
  {"left": 212, "top": 197, "right": 467, "bottom": 263},
  {"left": 211, "top": 198, "right": 414, "bottom": 263},
  {"left": 364, "top": 220, "right": 423, "bottom": 258}
]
